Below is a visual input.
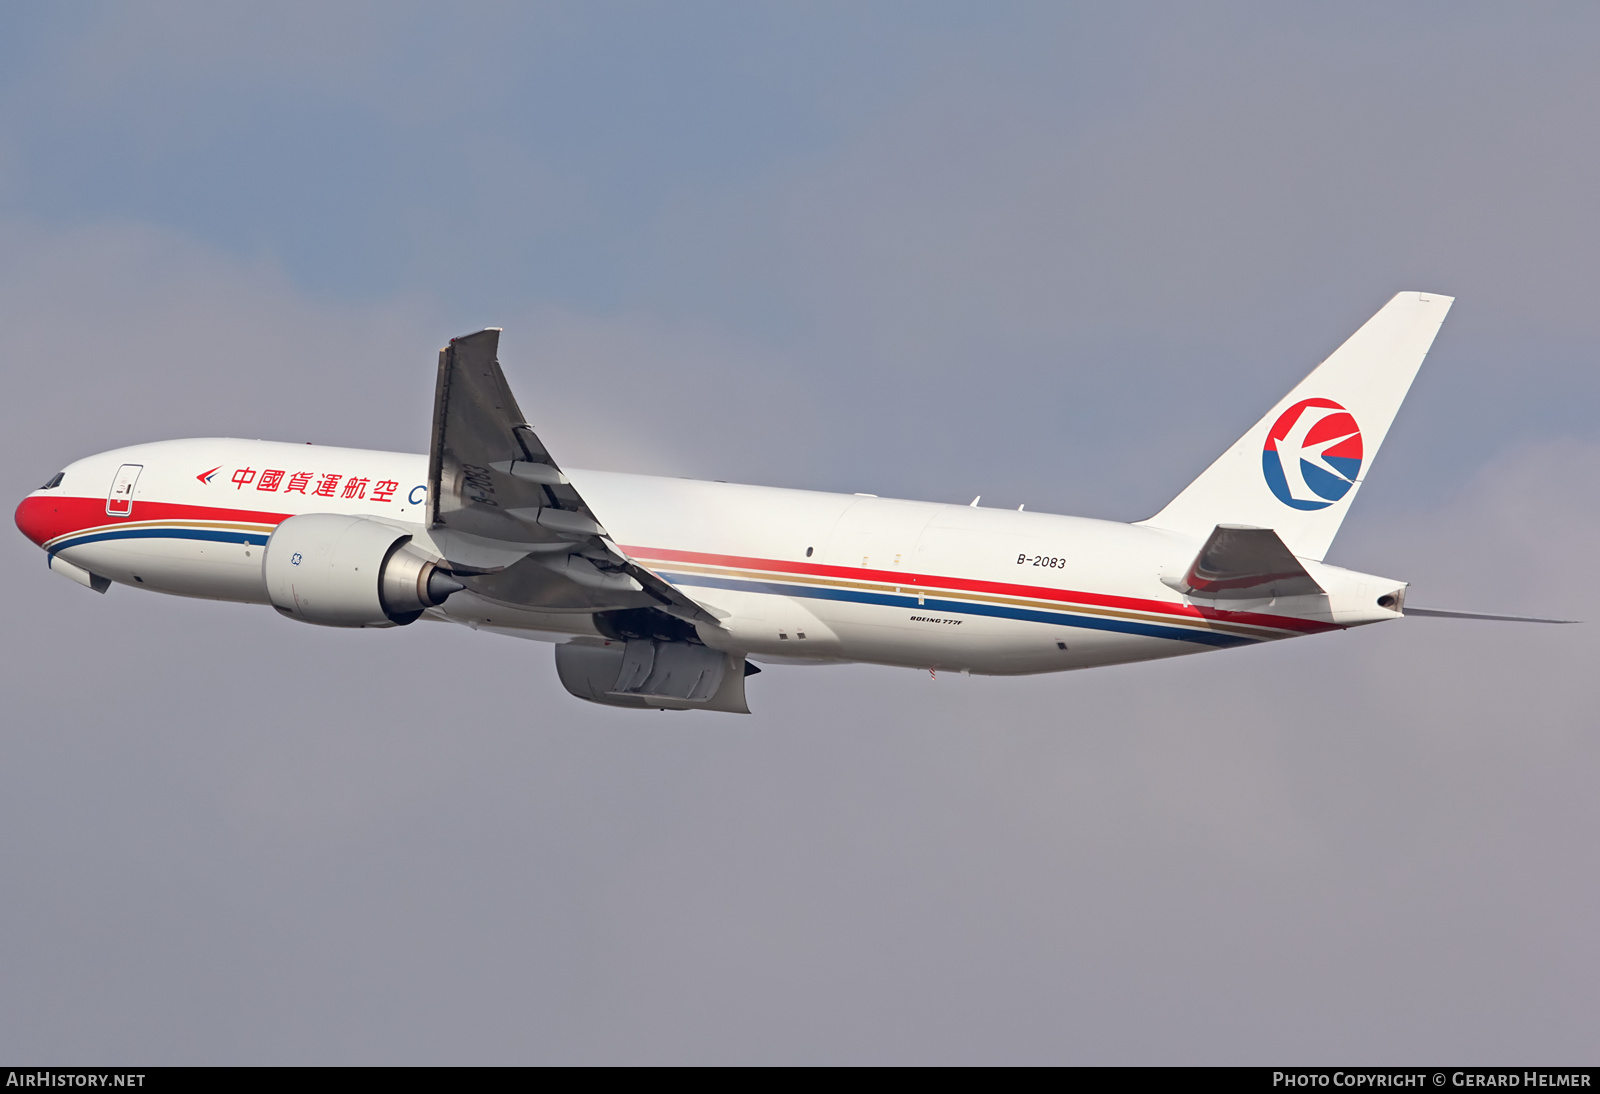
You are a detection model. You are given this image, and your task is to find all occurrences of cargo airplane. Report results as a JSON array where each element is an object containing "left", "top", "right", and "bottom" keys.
[{"left": 13, "top": 292, "right": 1569, "bottom": 712}]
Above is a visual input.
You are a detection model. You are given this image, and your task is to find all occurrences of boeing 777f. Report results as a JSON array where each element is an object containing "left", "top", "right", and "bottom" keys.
[{"left": 13, "top": 292, "right": 1568, "bottom": 712}]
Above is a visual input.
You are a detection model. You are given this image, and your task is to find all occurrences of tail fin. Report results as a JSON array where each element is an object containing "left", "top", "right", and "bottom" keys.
[{"left": 1140, "top": 291, "right": 1453, "bottom": 561}]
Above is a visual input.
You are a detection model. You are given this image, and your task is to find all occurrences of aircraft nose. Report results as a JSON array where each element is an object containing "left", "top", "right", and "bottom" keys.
[{"left": 14, "top": 494, "right": 57, "bottom": 548}]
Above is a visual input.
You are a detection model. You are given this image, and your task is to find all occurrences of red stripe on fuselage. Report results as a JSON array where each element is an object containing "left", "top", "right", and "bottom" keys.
[
  {"left": 14, "top": 495, "right": 290, "bottom": 548},
  {"left": 620, "top": 545, "right": 1337, "bottom": 635}
]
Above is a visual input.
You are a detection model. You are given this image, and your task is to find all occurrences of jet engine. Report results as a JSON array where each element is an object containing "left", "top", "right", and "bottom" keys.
[
  {"left": 262, "top": 513, "right": 462, "bottom": 627},
  {"left": 554, "top": 639, "right": 753, "bottom": 713}
]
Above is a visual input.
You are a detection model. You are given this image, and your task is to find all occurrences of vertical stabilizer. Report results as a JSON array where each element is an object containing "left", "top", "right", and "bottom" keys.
[{"left": 1140, "top": 292, "right": 1453, "bottom": 561}]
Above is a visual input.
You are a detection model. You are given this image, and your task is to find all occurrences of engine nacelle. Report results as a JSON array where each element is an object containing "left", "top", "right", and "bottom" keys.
[
  {"left": 263, "top": 513, "right": 462, "bottom": 627},
  {"left": 554, "top": 639, "right": 752, "bottom": 713}
]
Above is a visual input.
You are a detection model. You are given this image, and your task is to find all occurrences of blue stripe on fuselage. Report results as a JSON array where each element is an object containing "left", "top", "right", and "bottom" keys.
[
  {"left": 50, "top": 526, "right": 271, "bottom": 551},
  {"left": 658, "top": 570, "right": 1253, "bottom": 649}
]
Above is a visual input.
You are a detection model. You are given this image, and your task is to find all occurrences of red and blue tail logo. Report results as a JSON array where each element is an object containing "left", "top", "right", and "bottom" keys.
[{"left": 1262, "top": 398, "right": 1363, "bottom": 511}]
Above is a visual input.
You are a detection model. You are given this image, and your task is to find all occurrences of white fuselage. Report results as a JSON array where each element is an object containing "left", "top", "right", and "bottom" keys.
[{"left": 16, "top": 438, "right": 1405, "bottom": 674}]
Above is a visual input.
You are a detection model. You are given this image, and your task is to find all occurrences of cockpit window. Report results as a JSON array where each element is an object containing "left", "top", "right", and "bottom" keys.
[{"left": 41, "top": 471, "right": 64, "bottom": 490}]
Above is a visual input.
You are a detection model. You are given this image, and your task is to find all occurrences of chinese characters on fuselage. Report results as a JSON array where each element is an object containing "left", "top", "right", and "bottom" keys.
[{"left": 229, "top": 468, "right": 400, "bottom": 503}]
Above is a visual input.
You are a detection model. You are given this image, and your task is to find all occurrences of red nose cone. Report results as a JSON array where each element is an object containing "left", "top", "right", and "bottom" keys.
[{"left": 15, "top": 495, "right": 59, "bottom": 548}]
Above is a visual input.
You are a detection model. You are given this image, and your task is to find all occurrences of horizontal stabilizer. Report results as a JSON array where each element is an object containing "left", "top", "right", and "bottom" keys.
[
  {"left": 1405, "top": 606, "right": 1578, "bottom": 624},
  {"left": 1170, "top": 524, "right": 1323, "bottom": 600}
]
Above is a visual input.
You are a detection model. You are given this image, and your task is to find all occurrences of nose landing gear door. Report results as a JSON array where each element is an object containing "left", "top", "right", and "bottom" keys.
[{"left": 107, "top": 463, "right": 143, "bottom": 517}]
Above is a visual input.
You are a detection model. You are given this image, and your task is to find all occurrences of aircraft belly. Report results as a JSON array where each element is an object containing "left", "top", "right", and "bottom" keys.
[
  {"left": 60, "top": 538, "right": 270, "bottom": 603},
  {"left": 805, "top": 595, "right": 1204, "bottom": 674}
]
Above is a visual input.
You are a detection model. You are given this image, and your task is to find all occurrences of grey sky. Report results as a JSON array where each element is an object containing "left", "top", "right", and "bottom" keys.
[{"left": 1, "top": 2, "right": 1595, "bottom": 1063}]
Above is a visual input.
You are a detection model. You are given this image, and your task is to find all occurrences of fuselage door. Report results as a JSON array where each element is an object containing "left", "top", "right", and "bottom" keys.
[{"left": 107, "top": 463, "right": 143, "bottom": 517}]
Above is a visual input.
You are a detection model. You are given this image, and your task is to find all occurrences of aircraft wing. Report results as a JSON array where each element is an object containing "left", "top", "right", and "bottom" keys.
[
  {"left": 427, "top": 328, "right": 717, "bottom": 625},
  {"left": 1171, "top": 523, "right": 1325, "bottom": 599}
]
